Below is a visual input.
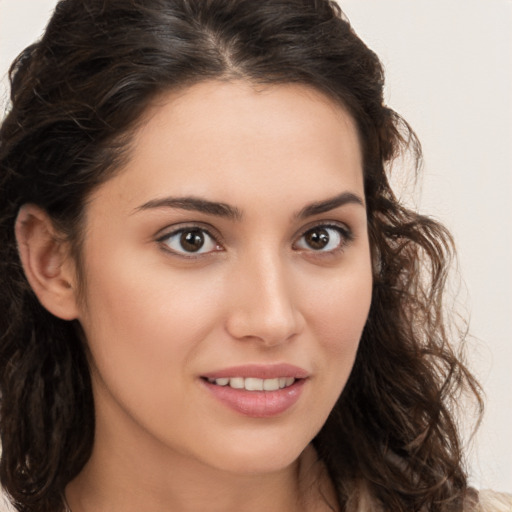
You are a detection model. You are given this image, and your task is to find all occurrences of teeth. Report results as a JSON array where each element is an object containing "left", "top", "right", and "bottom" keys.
[
  {"left": 207, "top": 376, "right": 297, "bottom": 391},
  {"left": 229, "top": 377, "right": 244, "bottom": 389},
  {"left": 263, "top": 378, "right": 279, "bottom": 391},
  {"left": 245, "top": 377, "right": 264, "bottom": 391}
]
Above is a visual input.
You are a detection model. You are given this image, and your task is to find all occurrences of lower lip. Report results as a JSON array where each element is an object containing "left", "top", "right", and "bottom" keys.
[{"left": 202, "top": 379, "right": 306, "bottom": 418}]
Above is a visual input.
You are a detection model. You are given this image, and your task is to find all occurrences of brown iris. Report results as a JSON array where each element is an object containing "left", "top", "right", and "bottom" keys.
[
  {"left": 304, "top": 228, "right": 330, "bottom": 250},
  {"left": 180, "top": 229, "right": 205, "bottom": 252}
]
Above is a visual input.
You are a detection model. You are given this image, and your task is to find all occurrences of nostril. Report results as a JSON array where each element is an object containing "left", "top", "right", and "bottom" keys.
[{"left": 224, "top": 304, "right": 303, "bottom": 345}]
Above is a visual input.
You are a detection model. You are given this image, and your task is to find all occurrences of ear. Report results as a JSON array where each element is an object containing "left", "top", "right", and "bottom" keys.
[{"left": 15, "top": 204, "right": 80, "bottom": 320}]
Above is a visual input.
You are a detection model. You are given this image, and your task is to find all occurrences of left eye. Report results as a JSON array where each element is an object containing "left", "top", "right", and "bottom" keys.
[
  {"left": 294, "top": 226, "right": 348, "bottom": 252},
  {"left": 160, "top": 228, "right": 220, "bottom": 255}
]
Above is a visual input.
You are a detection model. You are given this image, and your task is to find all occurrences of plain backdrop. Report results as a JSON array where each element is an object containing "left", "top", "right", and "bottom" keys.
[{"left": 1, "top": 0, "right": 511, "bottom": 493}]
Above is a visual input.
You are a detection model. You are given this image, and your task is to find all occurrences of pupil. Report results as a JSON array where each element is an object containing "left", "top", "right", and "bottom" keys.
[
  {"left": 306, "top": 228, "right": 329, "bottom": 250},
  {"left": 180, "top": 230, "right": 204, "bottom": 252}
]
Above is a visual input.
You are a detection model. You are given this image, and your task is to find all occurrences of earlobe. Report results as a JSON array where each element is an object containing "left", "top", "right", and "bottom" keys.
[{"left": 15, "top": 204, "right": 80, "bottom": 321}]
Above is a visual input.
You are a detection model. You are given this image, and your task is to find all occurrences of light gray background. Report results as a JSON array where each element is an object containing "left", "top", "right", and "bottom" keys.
[{"left": 1, "top": 0, "right": 511, "bottom": 493}]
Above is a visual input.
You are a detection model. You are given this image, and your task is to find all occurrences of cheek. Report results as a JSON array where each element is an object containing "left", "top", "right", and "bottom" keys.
[
  {"left": 77, "top": 260, "right": 227, "bottom": 433},
  {"left": 305, "top": 260, "right": 372, "bottom": 382},
  {"left": 77, "top": 249, "right": 224, "bottom": 389}
]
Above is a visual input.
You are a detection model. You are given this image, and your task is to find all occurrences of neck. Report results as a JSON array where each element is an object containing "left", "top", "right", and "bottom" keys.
[
  {"left": 65, "top": 446, "right": 332, "bottom": 512},
  {"left": 65, "top": 411, "right": 335, "bottom": 512},
  {"left": 67, "top": 460, "right": 301, "bottom": 512}
]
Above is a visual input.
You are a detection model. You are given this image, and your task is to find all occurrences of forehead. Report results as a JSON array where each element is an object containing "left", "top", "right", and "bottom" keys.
[{"left": 89, "top": 80, "right": 364, "bottom": 215}]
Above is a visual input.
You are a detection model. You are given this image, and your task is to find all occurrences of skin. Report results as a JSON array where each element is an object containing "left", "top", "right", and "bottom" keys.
[{"left": 18, "top": 81, "right": 373, "bottom": 511}]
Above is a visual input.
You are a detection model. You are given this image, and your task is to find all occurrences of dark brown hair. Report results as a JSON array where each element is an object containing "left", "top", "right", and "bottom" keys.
[{"left": 0, "top": 1, "right": 482, "bottom": 511}]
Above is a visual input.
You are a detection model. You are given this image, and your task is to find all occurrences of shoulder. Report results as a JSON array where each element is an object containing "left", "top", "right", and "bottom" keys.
[
  {"left": 476, "top": 490, "right": 512, "bottom": 512},
  {"left": 0, "top": 489, "right": 15, "bottom": 512}
]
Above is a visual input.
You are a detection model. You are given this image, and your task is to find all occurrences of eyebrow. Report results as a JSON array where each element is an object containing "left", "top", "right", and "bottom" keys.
[
  {"left": 134, "top": 196, "right": 243, "bottom": 221},
  {"left": 296, "top": 191, "right": 365, "bottom": 219},
  {"left": 133, "top": 191, "right": 364, "bottom": 220}
]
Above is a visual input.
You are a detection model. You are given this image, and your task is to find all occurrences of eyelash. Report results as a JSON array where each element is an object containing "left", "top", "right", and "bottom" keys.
[{"left": 156, "top": 222, "right": 354, "bottom": 259}]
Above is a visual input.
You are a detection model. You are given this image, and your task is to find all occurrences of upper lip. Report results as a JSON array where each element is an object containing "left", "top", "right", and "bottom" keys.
[{"left": 201, "top": 363, "right": 309, "bottom": 380}]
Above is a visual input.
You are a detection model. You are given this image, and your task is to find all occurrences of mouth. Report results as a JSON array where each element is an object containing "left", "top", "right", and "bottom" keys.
[
  {"left": 203, "top": 376, "right": 298, "bottom": 391},
  {"left": 200, "top": 364, "right": 308, "bottom": 418}
]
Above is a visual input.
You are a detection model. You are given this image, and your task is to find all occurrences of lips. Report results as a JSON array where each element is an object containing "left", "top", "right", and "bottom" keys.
[
  {"left": 201, "top": 364, "right": 308, "bottom": 418},
  {"left": 201, "top": 363, "right": 309, "bottom": 380}
]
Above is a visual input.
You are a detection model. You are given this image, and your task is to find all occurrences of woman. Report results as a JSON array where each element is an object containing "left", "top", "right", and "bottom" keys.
[{"left": 0, "top": 0, "right": 510, "bottom": 511}]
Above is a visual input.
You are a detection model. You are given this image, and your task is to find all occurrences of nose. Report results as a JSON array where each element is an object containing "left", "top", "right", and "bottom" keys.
[{"left": 225, "top": 251, "right": 304, "bottom": 347}]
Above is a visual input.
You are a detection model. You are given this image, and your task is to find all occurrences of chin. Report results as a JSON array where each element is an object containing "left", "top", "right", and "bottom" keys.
[{"left": 193, "top": 427, "right": 314, "bottom": 476}]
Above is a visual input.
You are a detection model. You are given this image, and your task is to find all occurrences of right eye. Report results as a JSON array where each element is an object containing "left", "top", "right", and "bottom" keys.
[
  {"left": 159, "top": 227, "right": 222, "bottom": 256},
  {"left": 293, "top": 224, "right": 353, "bottom": 254}
]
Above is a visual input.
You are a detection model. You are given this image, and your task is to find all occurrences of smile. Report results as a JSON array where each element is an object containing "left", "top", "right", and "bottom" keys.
[{"left": 205, "top": 376, "right": 296, "bottom": 391}]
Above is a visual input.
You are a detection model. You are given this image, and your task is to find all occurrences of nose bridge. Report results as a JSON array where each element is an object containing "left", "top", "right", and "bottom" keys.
[{"left": 225, "top": 245, "right": 302, "bottom": 345}]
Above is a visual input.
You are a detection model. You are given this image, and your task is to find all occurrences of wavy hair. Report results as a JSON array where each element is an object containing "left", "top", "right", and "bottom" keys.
[{"left": 0, "top": 1, "right": 482, "bottom": 510}]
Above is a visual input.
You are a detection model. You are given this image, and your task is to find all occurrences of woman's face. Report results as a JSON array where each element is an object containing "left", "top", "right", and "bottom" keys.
[{"left": 75, "top": 81, "right": 372, "bottom": 474}]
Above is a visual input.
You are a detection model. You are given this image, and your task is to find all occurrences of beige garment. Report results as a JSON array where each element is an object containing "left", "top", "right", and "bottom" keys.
[
  {"left": 0, "top": 491, "right": 14, "bottom": 512},
  {"left": 478, "top": 490, "right": 512, "bottom": 512}
]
